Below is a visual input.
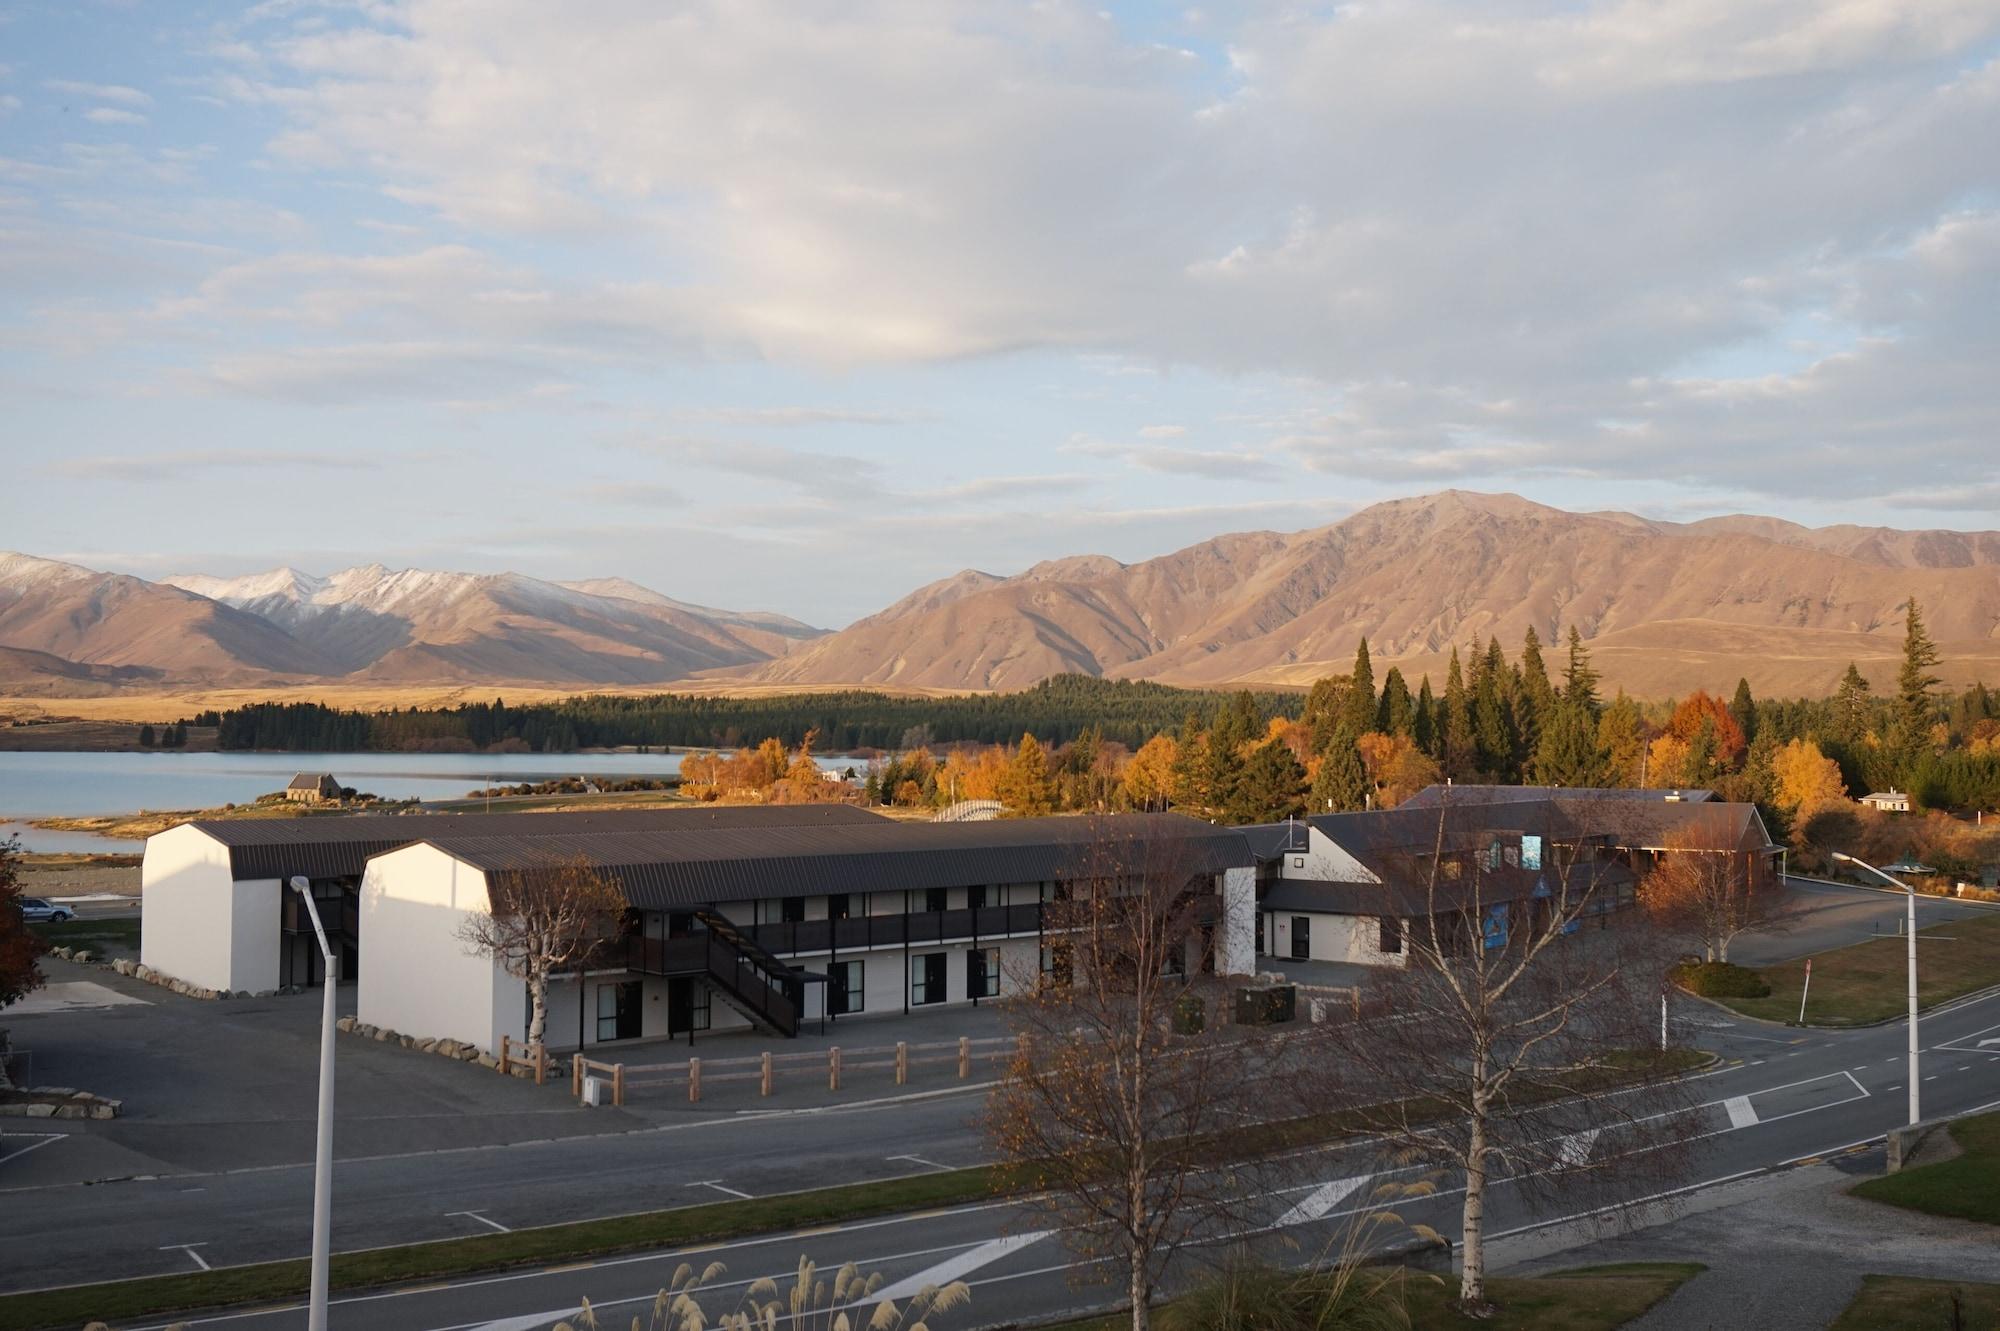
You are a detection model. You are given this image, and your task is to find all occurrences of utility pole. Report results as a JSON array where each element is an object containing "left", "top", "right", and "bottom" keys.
[{"left": 1831, "top": 852, "right": 1920, "bottom": 1124}]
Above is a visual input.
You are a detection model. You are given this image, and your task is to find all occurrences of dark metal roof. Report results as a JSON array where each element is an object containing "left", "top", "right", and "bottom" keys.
[
  {"left": 1262, "top": 858, "right": 1637, "bottom": 917},
  {"left": 1400, "top": 784, "right": 1716, "bottom": 808},
  {"left": 182, "top": 804, "right": 890, "bottom": 881},
  {"left": 415, "top": 813, "right": 1255, "bottom": 912},
  {"left": 1238, "top": 820, "right": 1312, "bottom": 861}
]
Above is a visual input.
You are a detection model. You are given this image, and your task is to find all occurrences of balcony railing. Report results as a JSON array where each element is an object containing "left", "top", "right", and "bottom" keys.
[{"left": 732, "top": 902, "right": 1046, "bottom": 957}]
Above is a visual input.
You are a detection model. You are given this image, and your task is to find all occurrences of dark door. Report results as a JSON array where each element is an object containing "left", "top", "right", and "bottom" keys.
[
  {"left": 597, "top": 981, "right": 641, "bottom": 1042},
  {"left": 666, "top": 976, "right": 710, "bottom": 1036},
  {"left": 912, "top": 952, "right": 947, "bottom": 1006},
  {"left": 1290, "top": 915, "right": 1311, "bottom": 962}
]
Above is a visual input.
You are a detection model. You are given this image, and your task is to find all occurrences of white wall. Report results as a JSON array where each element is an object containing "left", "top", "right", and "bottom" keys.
[
  {"left": 1265, "top": 910, "right": 1409, "bottom": 968},
  {"left": 359, "top": 843, "right": 513, "bottom": 1054},
  {"left": 1218, "top": 866, "right": 1255, "bottom": 975},
  {"left": 1279, "top": 828, "right": 1380, "bottom": 883},
  {"left": 141, "top": 825, "right": 279, "bottom": 993}
]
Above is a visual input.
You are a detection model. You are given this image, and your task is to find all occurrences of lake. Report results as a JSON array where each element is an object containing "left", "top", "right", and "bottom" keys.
[{"left": 0, "top": 750, "right": 868, "bottom": 853}]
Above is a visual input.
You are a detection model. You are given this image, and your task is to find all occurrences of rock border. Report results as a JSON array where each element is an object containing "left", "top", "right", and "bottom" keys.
[{"left": 332, "top": 1016, "right": 542, "bottom": 1079}]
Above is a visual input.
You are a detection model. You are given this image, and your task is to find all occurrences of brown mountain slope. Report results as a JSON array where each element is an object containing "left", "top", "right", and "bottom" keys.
[{"left": 754, "top": 492, "right": 2000, "bottom": 696}]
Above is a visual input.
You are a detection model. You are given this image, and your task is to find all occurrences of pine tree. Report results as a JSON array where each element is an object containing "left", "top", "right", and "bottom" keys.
[
  {"left": 1598, "top": 693, "right": 1647, "bottom": 787},
  {"left": 1310, "top": 726, "right": 1370, "bottom": 813},
  {"left": 1441, "top": 649, "right": 1477, "bottom": 779},
  {"left": 1729, "top": 678, "right": 1757, "bottom": 746},
  {"left": 1344, "top": 638, "right": 1377, "bottom": 736},
  {"left": 1377, "top": 667, "right": 1415, "bottom": 737},
  {"left": 1301, "top": 675, "right": 1352, "bottom": 755},
  {"left": 1532, "top": 701, "right": 1609, "bottom": 787},
  {"left": 1892, "top": 597, "right": 1942, "bottom": 764},
  {"left": 1230, "top": 738, "right": 1308, "bottom": 823},
  {"left": 1472, "top": 637, "right": 1517, "bottom": 779},
  {"left": 138, "top": 724, "right": 156, "bottom": 747},
  {"left": 1562, "top": 625, "right": 1601, "bottom": 717},
  {"left": 1413, "top": 676, "right": 1437, "bottom": 756},
  {"left": 1516, "top": 627, "right": 1556, "bottom": 760},
  {"left": 1830, "top": 663, "right": 1873, "bottom": 748},
  {"left": 995, "top": 733, "right": 1058, "bottom": 815}
]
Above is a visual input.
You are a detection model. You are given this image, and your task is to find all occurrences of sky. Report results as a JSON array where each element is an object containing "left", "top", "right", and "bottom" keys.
[{"left": 3, "top": 1, "right": 1999, "bottom": 628}]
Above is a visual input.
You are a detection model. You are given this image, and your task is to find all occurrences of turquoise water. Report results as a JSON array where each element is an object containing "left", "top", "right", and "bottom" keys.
[{"left": 0, "top": 750, "right": 863, "bottom": 851}]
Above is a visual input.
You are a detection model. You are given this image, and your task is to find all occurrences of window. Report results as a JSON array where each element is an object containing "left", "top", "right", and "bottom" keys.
[
  {"left": 827, "top": 893, "right": 852, "bottom": 921},
  {"left": 1520, "top": 836, "right": 1543, "bottom": 870},
  {"left": 781, "top": 896, "right": 805, "bottom": 923},
  {"left": 1485, "top": 839, "right": 1504, "bottom": 872},
  {"left": 968, "top": 948, "right": 1001, "bottom": 999},
  {"left": 911, "top": 952, "right": 948, "bottom": 1006},
  {"left": 1378, "top": 916, "right": 1403, "bottom": 955},
  {"left": 1290, "top": 915, "right": 1311, "bottom": 962},
  {"left": 1041, "top": 942, "right": 1073, "bottom": 987},
  {"left": 924, "top": 887, "right": 949, "bottom": 913},
  {"left": 1257, "top": 911, "right": 1267, "bottom": 955},
  {"left": 596, "top": 981, "right": 641, "bottom": 1042},
  {"left": 1292, "top": 856, "right": 1305, "bottom": 870},
  {"left": 829, "top": 960, "right": 864, "bottom": 1015}
]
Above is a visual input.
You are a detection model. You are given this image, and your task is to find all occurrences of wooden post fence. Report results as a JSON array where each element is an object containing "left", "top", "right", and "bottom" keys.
[
  {"left": 829, "top": 1045, "right": 842, "bottom": 1092},
  {"left": 498, "top": 1034, "right": 511, "bottom": 1076},
  {"left": 535, "top": 1043, "right": 549, "bottom": 1086},
  {"left": 613, "top": 1062, "right": 625, "bottom": 1107},
  {"left": 572, "top": 1053, "right": 583, "bottom": 1098},
  {"left": 958, "top": 1035, "right": 970, "bottom": 1079},
  {"left": 761, "top": 1050, "right": 773, "bottom": 1097},
  {"left": 895, "top": 1041, "right": 908, "bottom": 1086},
  {"left": 688, "top": 1057, "right": 702, "bottom": 1104}
]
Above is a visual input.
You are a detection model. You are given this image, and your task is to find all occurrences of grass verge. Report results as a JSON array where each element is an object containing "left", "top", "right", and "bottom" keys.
[
  {"left": 1710, "top": 911, "right": 2000, "bottom": 1025},
  {"left": 1047, "top": 1262, "right": 1705, "bottom": 1330},
  {"left": 0, "top": 1047, "right": 1712, "bottom": 1331},
  {"left": 30, "top": 916, "right": 142, "bottom": 952},
  {"left": 1829, "top": 1275, "right": 2000, "bottom": 1330},
  {"left": 1850, "top": 1111, "right": 2000, "bottom": 1226}
]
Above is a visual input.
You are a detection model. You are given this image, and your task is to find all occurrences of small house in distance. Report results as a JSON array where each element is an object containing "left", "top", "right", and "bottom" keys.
[
  {"left": 1859, "top": 789, "right": 1912, "bottom": 814},
  {"left": 284, "top": 773, "right": 344, "bottom": 804}
]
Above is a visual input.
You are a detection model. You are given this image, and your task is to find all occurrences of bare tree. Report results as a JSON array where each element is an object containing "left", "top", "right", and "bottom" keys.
[
  {"left": 1639, "top": 826, "right": 1787, "bottom": 964},
  {"left": 459, "top": 854, "right": 628, "bottom": 1051},
  {"left": 985, "top": 818, "right": 1274, "bottom": 1330},
  {"left": 1301, "top": 799, "right": 1701, "bottom": 1315}
]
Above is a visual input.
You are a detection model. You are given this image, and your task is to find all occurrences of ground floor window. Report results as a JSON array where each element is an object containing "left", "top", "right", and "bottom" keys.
[
  {"left": 967, "top": 948, "right": 1001, "bottom": 999},
  {"left": 1378, "top": 916, "right": 1403, "bottom": 955},
  {"left": 829, "top": 959, "right": 864, "bottom": 1015},
  {"left": 911, "top": 952, "right": 947, "bottom": 1006},
  {"left": 1041, "top": 941, "right": 1073, "bottom": 987},
  {"left": 596, "top": 980, "right": 641, "bottom": 1042}
]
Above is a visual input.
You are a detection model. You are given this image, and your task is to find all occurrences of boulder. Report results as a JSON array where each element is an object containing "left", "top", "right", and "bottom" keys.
[
  {"left": 234, "top": 990, "right": 251, "bottom": 1000},
  {"left": 335, "top": 1016, "right": 357, "bottom": 1033},
  {"left": 475, "top": 1053, "right": 499, "bottom": 1070},
  {"left": 23, "top": 1104, "right": 55, "bottom": 1119},
  {"left": 112, "top": 959, "right": 135, "bottom": 976},
  {"left": 254, "top": 989, "right": 276, "bottom": 999},
  {"left": 373, "top": 1028, "right": 396, "bottom": 1043},
  {"left": 399, "top": 1035, "right": 416, "bottom": 1049},
  {"left": 90, "top": 1101, "right": 119, "bottom": 1120},
  {"left": 52, "top": 946, "right": 72, "bottom": 960},
  {"left": 456, "top": 1046, "right": 480, "bottom": 1062},
  {"left": 416, "top": 1038, "right": 438, "bottom": 1054},
  {"left": 72, "top": 951, "right": 94, "bottom": 964},
  {"left": 53, "top": 1103, "right": 87, "bottom": 1120},
  {"left": 135, "top": 965, "right": 155, "bottom": 982}
]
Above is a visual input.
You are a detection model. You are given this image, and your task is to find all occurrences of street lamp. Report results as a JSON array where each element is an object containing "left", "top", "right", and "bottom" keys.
[
  {"left": 288, "top": 875, "right": 336, "bottom": 1331},
  {"left": 1829, "top": 852, "right": 1920, "bottom": 1125}
]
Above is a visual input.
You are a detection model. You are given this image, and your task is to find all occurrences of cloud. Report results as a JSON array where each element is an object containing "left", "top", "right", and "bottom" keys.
[
  {"left": 83, "top": 107, "right": 147, "bottom": 125},
  {"left": 44, "top": 79, "right": 153, "bottom": 107},
  {"left": 1137, "top": 424, "right": 1186, "bottom": 438},
  {"left": 1067, "top": 433, "right": 1282, "bottom": 481},
  {"left": 686, "top": 406, "right": 928, "bottom": 428},
  {"left": 44, "top": 449, "right": 374, "bottom": 481}
]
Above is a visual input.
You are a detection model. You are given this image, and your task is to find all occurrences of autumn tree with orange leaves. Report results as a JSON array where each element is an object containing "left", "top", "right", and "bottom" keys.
[{"left": 1639, "top": 825, "right": 1787, "bottom": 963}]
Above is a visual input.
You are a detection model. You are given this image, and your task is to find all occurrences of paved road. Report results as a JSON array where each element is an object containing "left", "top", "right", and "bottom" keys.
[{"left": 77, "top": 985, "right": 2000, "bottom": 1331}]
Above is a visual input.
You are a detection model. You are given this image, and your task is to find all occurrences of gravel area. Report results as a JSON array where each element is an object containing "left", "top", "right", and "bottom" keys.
[{"left": 21, "top": 863, "right": 141, "bottom": 897}]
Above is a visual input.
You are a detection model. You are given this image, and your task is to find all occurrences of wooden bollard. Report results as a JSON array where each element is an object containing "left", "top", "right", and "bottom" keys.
[
  {"left": 689, "top": 1057, "right": 702, "bottom": 1103},
  {"left": 896, "top": 1041, "right": 908, "bottom": 1086},
  {"left": 613, "top": 1062, "right": 625, "bottom": 1107},
  {"left": 958, "top": 1035, "right": 971, "bottom": 1079},
  {"left": 572, "top": 1053, "right": 583, "bottom": 1098},
  {"left": 498, "top": 1034, "right": 511, "bottom": 1076},
  {"left": 760, "top": 1050, "right": 773, "bottom": 1097},
  {"left": 829, "top": 1045, "right": 842, "bottom": 1092},
  {"left": 535, "top": 1044, "right": 548, "bottom": 1086}
]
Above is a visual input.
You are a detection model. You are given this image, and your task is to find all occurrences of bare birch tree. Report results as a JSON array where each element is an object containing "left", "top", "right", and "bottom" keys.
[
  {"left": 1639, "top": 826, "right": 1787, "bottom": 963},
  {"left": 1300, "top": 798, "right": 1702, "bottom": 1315},
  {"left": 459, "top": 854, "right": 628, "bottom": 1051},
  {"left": 985, "top": 818, "right": 1275, "bottom": 1330}
]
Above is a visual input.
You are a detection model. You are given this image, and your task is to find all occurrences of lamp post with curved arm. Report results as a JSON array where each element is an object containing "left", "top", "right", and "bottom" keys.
[
  {"left": 1829, "top": 852, "right": 1919, "bottom": 1125},
  {"left": 288, "top": 875, "right": 335, "bottom": 1331}
]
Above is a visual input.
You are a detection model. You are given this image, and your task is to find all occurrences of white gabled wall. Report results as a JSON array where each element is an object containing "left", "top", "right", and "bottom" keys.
[
  {"left": 1217, "top": 866, "right": 1255, "bottom": 975},
  {"left": 141, "top": 824, "right": 278, "bottom": 993},
  {"left": 360, "top": 843, "right": 513, "bottom": 1054}
]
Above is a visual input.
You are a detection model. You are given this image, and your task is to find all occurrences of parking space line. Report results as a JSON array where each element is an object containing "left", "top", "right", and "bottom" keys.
[
  {"left": 0, "top": 1134, "right": 64, "bottom": 1166},
  {"left": 887, "top": 1154, "right": 951, "bottom": 1172},
  {"left": 159, "top": 1243, "right": 210, "bottom": 1271},
  {"left": 686, "top": 1179, "right": 753, "bottom": 1200},
  {"left": 447, "top": 1210, "right": 512, "bottom": 1234}
]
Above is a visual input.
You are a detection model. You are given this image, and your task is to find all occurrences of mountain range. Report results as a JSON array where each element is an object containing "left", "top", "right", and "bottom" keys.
[{"left": 5, "top": 492, "right": 1998, "bottom": 700}]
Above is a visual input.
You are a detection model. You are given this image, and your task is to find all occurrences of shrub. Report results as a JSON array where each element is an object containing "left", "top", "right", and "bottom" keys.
[{"left": 1672, "top": 961, "right": 1770, "bottom": 999}]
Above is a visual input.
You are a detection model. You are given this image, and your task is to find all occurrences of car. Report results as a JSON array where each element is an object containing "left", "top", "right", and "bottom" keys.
[{"left": 18, "top": 897, "right": 73, "bottom": 924}]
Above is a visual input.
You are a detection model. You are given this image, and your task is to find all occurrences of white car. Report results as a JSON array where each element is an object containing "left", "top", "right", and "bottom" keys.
[{"left": 19, "top": 897, "right": 73, "bottom": 924}]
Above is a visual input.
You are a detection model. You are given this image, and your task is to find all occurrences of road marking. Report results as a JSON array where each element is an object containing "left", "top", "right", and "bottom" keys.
[
  {"left": 873, "top": 1229, "right": 1053, "bottom": 1301},
  {"left": 1924, "top": 1075, "right": 1939, "bottom": 1082},
  {"left": 887, "top": 1153, "right": 951, "bottom": 1172},
  {"left": 686, "top": 1179, "right": 753, "bottom": 1200},
  {"left": 1959, "top": 1066, "right": 1971, "bottom": 1073},
  {"left": 447, "top": 1210, "right": 511, "bottom": 1234},
  {"left": 1723, "top": 1096, "right": 1759, "bottom": 1129},
  {"left": 159, "top": 1243, "right": 210, "bottom": 1271},
  {"left": 1982, "top": 1038, "right": 2000, "bottom": 1048},
  {"left": 1556, "top": 1129, "right": 1600, "bottom": 1169},
  {"left": 0, "top": 1134, "right": 64, "bottom": 1166},
  {"left": 464, "top": 1313, "right": 585, "bottom": 1331},
  {"left": 1276, "top": 1174, "right": 1371, "bottom": 1226}
]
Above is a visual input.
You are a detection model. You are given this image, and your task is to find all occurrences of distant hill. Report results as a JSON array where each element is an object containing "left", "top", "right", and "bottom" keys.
[
  {"left": 751, "top": 491, "right": 2000, "bottom": 697},
  {"left": 7, "top": 492, "right": 2000, "bottom": 699}
]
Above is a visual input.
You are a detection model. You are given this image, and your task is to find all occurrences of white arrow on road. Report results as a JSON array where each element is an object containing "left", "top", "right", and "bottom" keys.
[
  {"left": 1555, "top": 1129, "right": 1600, "bottom": 1169},
  {"left": 873, "top": 1229, "right": 1053, "bottom": 1300},
  {"left": 1276, "top": 1175, "right": 1371, "bottom": 1227},
  {"left": 1979, "top": 1038, "right": 2000, "bottom": 1048}
]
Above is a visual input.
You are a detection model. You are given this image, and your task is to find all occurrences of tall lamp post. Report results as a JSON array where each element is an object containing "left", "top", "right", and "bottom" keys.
[
  {"left": 288, "top": 875, "right": 336, "bottom": 1331},
  {"left": 1829, "top": 852, "right": 1920, "bottom": 1125}
]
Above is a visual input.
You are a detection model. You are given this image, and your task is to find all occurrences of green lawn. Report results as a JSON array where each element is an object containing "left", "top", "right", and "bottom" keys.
[
  {"left": 1050, "top": 1262, "right": 1704, "bottom": 1330},
  {"left": 29, "top": 916, "right": 141, "bottom": 954},
  {"left": 1829, "top": 1276, "right": 2000, "bottom": 1330},
  {"left": 1851, "top": 1111, "right": 2000, "bottom": 1226},
  {"left": 1713, "top": 912, "right": 2000, "bottom": 1025}
]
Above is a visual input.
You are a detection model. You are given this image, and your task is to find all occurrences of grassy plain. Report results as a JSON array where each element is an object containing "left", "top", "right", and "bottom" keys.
[
  {"left": 1828, "top": 1276, "right": 2000, "bottom": 1331},
  {"left": 1851, "top": 1111, "right": 2000, "bottom": 1226},
  {"left": 1715, "top": 912, "right": 2000, "bottom": 1025}
]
